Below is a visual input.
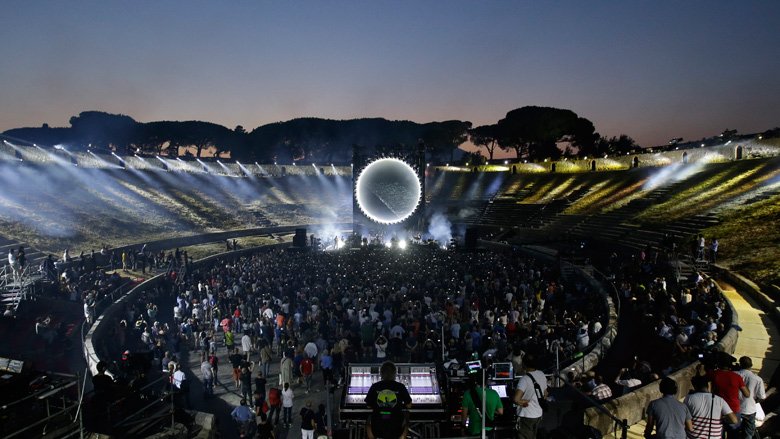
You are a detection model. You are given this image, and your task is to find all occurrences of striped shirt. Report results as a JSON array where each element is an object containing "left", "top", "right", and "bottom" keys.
[{"left": 683, "top": 392, "right": 731, "bottom": 439}]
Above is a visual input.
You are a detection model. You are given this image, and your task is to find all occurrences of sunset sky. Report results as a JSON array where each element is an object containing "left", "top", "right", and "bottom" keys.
[{"left": 1, "top": 1, "right": 779, "bottom": 150}]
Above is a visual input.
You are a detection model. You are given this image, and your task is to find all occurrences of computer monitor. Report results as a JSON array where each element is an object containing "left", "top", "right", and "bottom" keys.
[
  {"left": 465, "top": 360, "right": 482, "bottom": 374},
  {"left": 490, "top": 384, "right": 508, "bottom": 398},
  {"left": 492, "top": 362, "right": 513, "bottom": 380}
]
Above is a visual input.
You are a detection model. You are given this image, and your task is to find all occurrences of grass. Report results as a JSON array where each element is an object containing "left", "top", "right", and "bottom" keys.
[
  {"left": 178, "top": 235, "right": 289, "bottom": 260},
  {"left": 704, "top": 192, "right": 780, "bottom": 287}
]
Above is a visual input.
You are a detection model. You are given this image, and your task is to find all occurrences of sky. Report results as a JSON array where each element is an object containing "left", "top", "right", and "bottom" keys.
[{"left": 1, "top": 1, "right": 779, "bottom": 152}]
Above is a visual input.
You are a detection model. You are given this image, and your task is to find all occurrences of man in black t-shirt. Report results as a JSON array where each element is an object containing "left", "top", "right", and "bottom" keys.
[
  {"left": 300, "top": 400, "right": 317, "bottom": 439},
  {"left": 365, "top": 361, "right": 412, "bottom": 439}
]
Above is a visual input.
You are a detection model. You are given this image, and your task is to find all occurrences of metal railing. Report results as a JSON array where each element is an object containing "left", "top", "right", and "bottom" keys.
[
  {"left": 566, "top": 381, "right": 628, "bottom": 439},
  {"left": 1, "top": 372, "right": 84, "bottom": 439},
  {"left": 1, "top": 263, "right": 38, "bottom": 312}
]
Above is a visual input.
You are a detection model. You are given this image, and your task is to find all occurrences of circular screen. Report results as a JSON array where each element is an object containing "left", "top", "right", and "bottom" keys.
[{"left": 355, "top": 157, "right": 422, "bottom": 224}]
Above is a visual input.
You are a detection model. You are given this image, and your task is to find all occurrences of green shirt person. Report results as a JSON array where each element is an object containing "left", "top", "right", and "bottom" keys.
[{"left": 462, "top": 381, "right": 504, "bottom": 435}]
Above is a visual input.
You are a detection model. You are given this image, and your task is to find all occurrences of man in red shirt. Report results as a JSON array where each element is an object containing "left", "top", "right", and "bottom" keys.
[
  {"left": 300, "top": 354, "right": 315, "bottom": 393},
  {"left": 706, "top": 355, "right": 749, "bottom": 437}
]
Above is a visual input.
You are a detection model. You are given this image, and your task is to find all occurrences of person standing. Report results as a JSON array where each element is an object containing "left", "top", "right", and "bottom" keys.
[
  {"left": 231, "top": 399, "right": 255, "bottom": 437},
  {"left": 684, "top": 375, "right": 738, "bottom": 439},
  {"left": 706, "top": 355, "right": 749, "bottom": 437},
  {"left": 255, "top": 370, "right": 267, "bottom": 406},
  {"left": 259, "top": 341, "right": 273, "bottom": 378},
  {"left": 172, "top": 364, "right": 190, "bottom": 408},
  {"left": 242, "top": 332, "right": 253, "bottom": 361},
  {"left": 200, "top": 353, "right": 214, "bottom": 398},
  {"left": 267, "top": 386, "right": 282, "bottom": 426},
  {"left": 281, "top": 382, "right": 294, "bottom": 428},
  {"left": 375, "top": 334, "right": 388, "bottom": 362},
  {"left": 300, "top": 400, "right": 317, "bottom": 439},
  {"left": 208, "top": 351, "right": 220, "bottom": 384},
  {"left": 513, "top": 354, "right": 548, "bottom": 439},
  {"left": 735, "top": 356, "right": 766, "bottom": 439},
  {"left": 225, "top": 328, "right": 235, "bottom": 353},
  {"left": 710, "top": 238, "right": 719, "bottom": 263},
  {"left": 230, "top": 348, "right": 244, "bottom": 389},
  {"left": 461, "top": 372, "right": 504, "bottom": 437},
  {"left": 279, "top": 352, "right": 294, "bottom": 387},
  {"left": 365, "top": 361, "right": 412, "bottom": 439},
  {"left": 240, "top": 363, "right": 254, "bottom": 404},
  {"left": 319, "top": 349, "right": 333, "bottom": 385},
  {"left": 300, "top": 354, "right": 315, "bottom": 393},
  {"left": 256, "top": 412, "right": 274, "bottom": 439},
  {"left": 644, "top": 377, "right": 692, "bottom": 439}
]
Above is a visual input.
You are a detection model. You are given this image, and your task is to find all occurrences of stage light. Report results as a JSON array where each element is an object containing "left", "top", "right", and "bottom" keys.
[
  {"left": 385, "top": 241, "right": 392, "bottom": 248},
  {"left": 466, "top": 162, "right": 469, "bottom": 166},
  {"left": 701, "top": 144, "right": 705, "bottom": 147},
  {"left": 398, "top": 240, "right": 407, "bottom": 250},
  {"left": 504, "top": 160, "right": 508, "bottom": 165}
]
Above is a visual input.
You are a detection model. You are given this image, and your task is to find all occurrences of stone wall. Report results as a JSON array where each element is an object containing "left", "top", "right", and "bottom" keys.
[
  {"left": 433, "top": 141, "right": 780, "bottom": 174},
  {"left": 712, "top": 264, "right": 780, "bottom": 325}
]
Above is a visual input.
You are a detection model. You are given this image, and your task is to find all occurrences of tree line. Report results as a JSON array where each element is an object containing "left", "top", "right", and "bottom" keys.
[{"left": 3, "top": 106, "right": 644, "bottom": 163}]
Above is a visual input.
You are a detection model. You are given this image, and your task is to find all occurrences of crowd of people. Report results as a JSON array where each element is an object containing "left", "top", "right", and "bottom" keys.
[
  {"left": 95, "top": 241, "right": 606, "bottom": 436},
  {"left": 89, "top": 229, "right": 760, "bottom": 439},
  {"left": 563, "top": 237, "right": 738, "bottom": 404},
  {"left": 644, "top": 353, "right": 766, "bottom": 439}
]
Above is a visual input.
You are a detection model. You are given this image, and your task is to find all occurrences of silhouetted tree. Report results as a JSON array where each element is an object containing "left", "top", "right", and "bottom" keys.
[
  {"left": 69, "top": 111, "right": 138, "bottom": 154},
  {"left": 496, "top": 106, "right": 595, "bottom": 161},
  {"left": 460, "top": 151, "right": 486, "bottom": 166},
  {"left": 420, "top": 120, "right": 472, "bottom": 163},
  {"left": 468, "top": 124, "right": 501, "bottom": 160},
  {"left": 594, "top": 134, "right": 638, "bottom": 156}
]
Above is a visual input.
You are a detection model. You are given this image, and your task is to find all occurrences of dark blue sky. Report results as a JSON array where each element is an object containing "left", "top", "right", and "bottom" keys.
[{"left": 1, "top": 1, "right": 778, "bottom": 149}]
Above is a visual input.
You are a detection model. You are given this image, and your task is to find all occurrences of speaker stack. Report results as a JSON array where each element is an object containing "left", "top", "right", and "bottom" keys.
[{"left": 293, "top": 228, "right": 307, "bottom": 248}]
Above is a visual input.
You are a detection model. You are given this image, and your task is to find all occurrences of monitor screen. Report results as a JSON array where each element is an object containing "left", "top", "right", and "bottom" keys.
[
  {"left": 490, "top": 384, "right": 508, "bottom": 398},
  {"left": 492, "top": 362, "right": 513, "bottom": 380},
  {"left": 465, "top": 360, "right": 482, "bottom": 374}
]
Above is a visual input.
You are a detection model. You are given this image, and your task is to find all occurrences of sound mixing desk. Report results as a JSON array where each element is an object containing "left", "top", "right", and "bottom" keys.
[{"left": 340, "top": 363, "right": 446, "bottom": 421}]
